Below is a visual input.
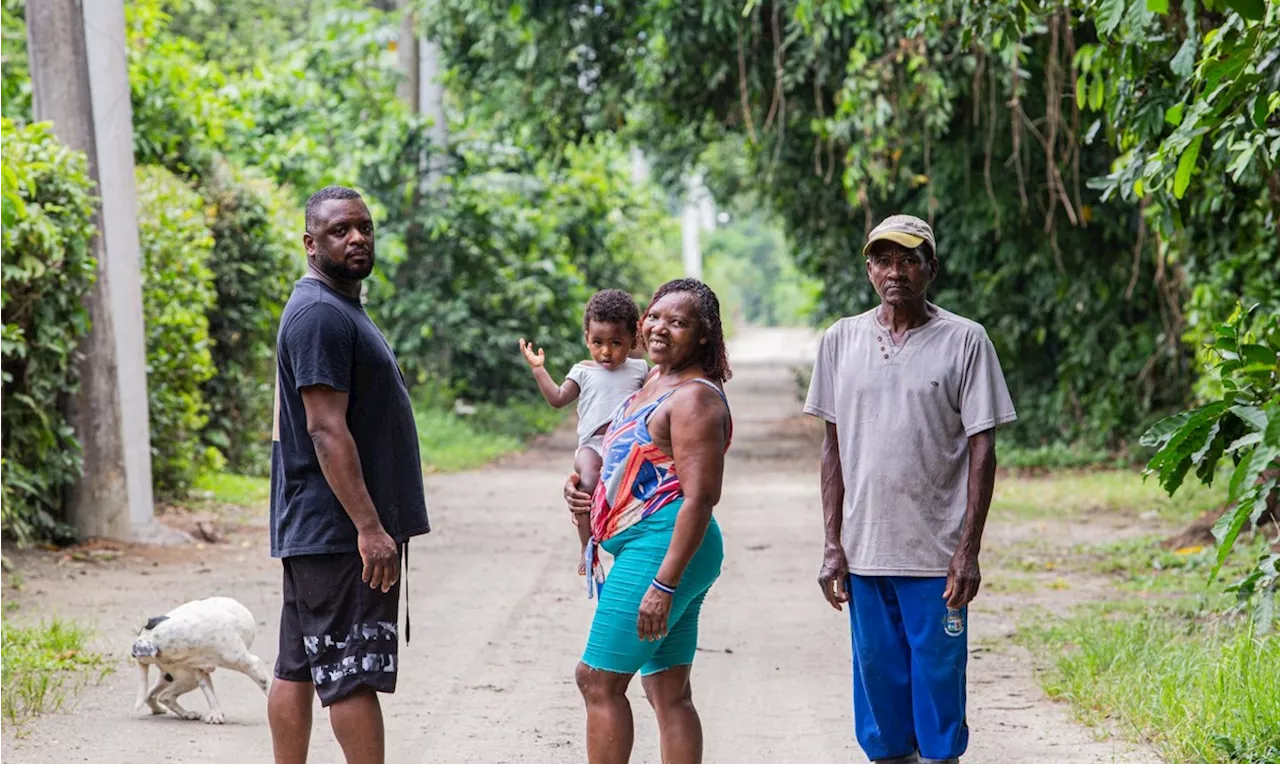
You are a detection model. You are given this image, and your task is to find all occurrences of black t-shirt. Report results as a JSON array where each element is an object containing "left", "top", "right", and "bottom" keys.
[{"left": 269, "top": 278, "right": 430, "bottom": 558}]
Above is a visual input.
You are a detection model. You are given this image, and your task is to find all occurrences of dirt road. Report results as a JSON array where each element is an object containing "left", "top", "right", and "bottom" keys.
[{"left": 2, "top": 328, "right": 1156, "bottom": 763}]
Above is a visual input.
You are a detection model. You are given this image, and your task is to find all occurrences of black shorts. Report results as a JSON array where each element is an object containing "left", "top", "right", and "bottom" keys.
[{"left": 275, "top": 552, "right": 400, "bottom": 707}]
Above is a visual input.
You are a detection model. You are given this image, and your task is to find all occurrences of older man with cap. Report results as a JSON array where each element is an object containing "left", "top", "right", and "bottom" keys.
[{"left": 803, "top": 214, "right": 1016, "bottom": 764}]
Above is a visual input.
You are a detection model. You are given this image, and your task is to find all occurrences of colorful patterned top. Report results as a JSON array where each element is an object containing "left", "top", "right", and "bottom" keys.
[{"left": 589, "top": 377, "right": 732, "bottom": 544}]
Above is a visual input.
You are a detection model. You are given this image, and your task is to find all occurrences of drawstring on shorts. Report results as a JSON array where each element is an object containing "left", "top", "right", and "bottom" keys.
[{"left": 402, "top": 539, "right": 410, "bottom": 644}]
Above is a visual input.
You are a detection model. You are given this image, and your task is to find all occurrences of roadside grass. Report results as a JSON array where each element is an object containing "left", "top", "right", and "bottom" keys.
[
  {"left": 416, "top": 396, "right": 565, "bottom": 473},
  {"left": 191, "top": 471, "right": 272, "bottom": 508},
  {"left": 1008, "top": 470, "right": 1279, "bottom": 764},
  {"left": 1, "top": 613, "right": 111, "bottom": 729},
  {"left": 1019, "top": 604, "right": 1280, "bottom": 764},
  {"left": 991, "top": 469, "right": 1223, "bottom": 523}
]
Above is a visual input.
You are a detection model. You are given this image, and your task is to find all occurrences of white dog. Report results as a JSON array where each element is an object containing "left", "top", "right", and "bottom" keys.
[{"left": 131, "top": 596, "right": 271, "bottom": 724}]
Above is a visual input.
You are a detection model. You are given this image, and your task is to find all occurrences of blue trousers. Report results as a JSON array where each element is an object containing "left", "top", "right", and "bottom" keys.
[{"left": 847, "top": 575, "right": 968, "bottom": 762}]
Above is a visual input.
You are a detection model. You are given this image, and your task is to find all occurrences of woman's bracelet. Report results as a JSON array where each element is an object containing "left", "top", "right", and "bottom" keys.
[{"left": 650, "top": 578, "right": 676, "bottom": 595}]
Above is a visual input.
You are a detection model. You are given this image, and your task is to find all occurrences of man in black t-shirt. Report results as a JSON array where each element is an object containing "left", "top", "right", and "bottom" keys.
[{"left": 268, "top": 186, "right": 429, "bottom": 764}]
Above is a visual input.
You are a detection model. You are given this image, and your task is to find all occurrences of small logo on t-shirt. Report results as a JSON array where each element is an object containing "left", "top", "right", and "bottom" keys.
[{"left": 944, "top": 608, "right": 965, "bottom": 637}]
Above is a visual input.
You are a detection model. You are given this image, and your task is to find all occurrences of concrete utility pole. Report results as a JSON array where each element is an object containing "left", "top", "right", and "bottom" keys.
[
  {"left": 395, "top": 3, "right": 420, "bottom": 111},
  {"left": 681, "top": 172, "right": 716, "bottom": 281},
  {"left": 394, "top": 0, "right": 448, "bottom": 183},
  {"left": 27, "top": 0, "right": 171, "bottom": 543}
]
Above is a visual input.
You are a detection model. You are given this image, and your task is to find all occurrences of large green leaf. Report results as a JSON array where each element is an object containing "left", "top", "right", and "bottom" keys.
[
  {"left": 1149, "top": 403, "right": 1232, "bottom": 493},
  {"left": 1240, "top": 343, "right": 1278, "bottom": 367},
  {"left": 1140, "top": 409, "right": 1194, "bottom": 448},
  {"left": 1211, "top": 493, "right": 1254, "bottom": 576},
  {"left": 1228, "top": 445, "right": 1278, "bottom": 503},
  {"left": 1098, "top": 0, "right": 1128, "bottom": 35},
  {"left": 1174, "top": 134, "right": 1203, "bottom": 198},
  {"left": 1146, "top": 0, "right": 1169, "bottom": 12},
  {"left": 1267, "top": 406, "right": 1280, "bottom": 448},
  {"left": 1170, "top": 36, "right": 1197, "bottom": 78},
  {"left": 1224, "top": 0, "right": 1266, "bottom": 20},
  {"left": 1232, "top": 405, "right": 1268, "bottom": 432}
]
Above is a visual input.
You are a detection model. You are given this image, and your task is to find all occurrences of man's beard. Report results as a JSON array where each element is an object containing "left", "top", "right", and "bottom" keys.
[{"left": 316, "top": 251, "right": 374, "bottom": 281}]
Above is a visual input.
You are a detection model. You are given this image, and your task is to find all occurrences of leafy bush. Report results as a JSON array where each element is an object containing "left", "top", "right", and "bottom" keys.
[
  {"left": 200, "top": 159, "right": 302, "bottom": 475},
  {"left": 1, "top": 0, "right": 30, "bottom": 122},
  {"left": 1142, "top": 303, "right": 1280, "bottom": 628},
  {"left": 135, "top": 165, "right": 219, "bottom": 498},
  {"left": 1001, "top": 443, "right": 1124, "bottom": 472},
  {"left": 380, "top": 156, "right": 593, "bottom": 401},
  {"left": 126, "top": 0, "right": 243, "bottom": 179},
  {"left": 0, "top": 119, "right": 97, "bottom": 544}
]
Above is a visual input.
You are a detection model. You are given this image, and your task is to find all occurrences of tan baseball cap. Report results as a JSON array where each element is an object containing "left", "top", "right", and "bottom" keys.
[{"left": 862, "top": 214, "right": 936, "bottom": 257}]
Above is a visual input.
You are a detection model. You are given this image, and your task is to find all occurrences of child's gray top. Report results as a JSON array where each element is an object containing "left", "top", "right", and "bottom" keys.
[{"left": 567, "top": 358, "right": 650, "bottom": 446}]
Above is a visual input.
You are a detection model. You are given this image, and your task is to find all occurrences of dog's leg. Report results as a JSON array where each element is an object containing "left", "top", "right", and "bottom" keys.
[
  {"left": 144, "top": 669, "right": 173, "bottom": 715},
  {"left": 157, "top": 670, "right": 202, "bottom": 721},
  {"left": 224, "top": 649, "right": 273, "bottom": 696},
  {"left": 195, "top": 670, "right": 226, "bottom": 725}
]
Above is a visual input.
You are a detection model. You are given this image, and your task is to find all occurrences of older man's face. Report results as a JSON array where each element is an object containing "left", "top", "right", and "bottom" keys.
[{"left": 866, "top": 242, "right": 935, "bottom": 307}]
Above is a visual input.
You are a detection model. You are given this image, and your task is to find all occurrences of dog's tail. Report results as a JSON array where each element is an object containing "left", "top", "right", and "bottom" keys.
[{"left": 134, "top": 659, "right": 150, "bottom": 712}]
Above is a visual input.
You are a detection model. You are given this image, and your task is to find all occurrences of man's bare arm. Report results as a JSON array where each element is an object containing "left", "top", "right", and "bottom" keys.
[
  {"left": 818, "top": 421, "right": 850, "bottom": 610},
  {"left": 300, "top": 385, "right": 399, "bottom": 592},
  {"left": 943, "top": 428, "right": 997, "bottom": 608}
]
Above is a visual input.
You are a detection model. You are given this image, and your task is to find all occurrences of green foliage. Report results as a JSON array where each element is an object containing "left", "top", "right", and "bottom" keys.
[
  {"left": 221, "top": 2, "right": 426, "bottom": 196},
  {"left": 1141, "top": 303, "right": 1280, "bottom": 626},
  {"left": 135, "top": 165, "right": 220, "bottom": 498},
  {"left": 0, "top": 120, "right": 97, "bottom": 545},
  {"left": 428, "top": 0, "right": 1277, "bottom": 454},
  {"left": 416, "top": 399, "right": 566, "bottom": 474},
  {"left": 127, "top": 0, "right": 244, "bottom": 178},
  {"left": 200, "top": 159, "right": 302, "bottom": 475},
  {"left": 1, "top": 615, "right": 110, "bottom": 726},
  {"left": 1000, "top": 443, "right": 1124, "bottom": 471},
  {"left": 991, "top": 466, "right": 1224, "bottom": 522},
  {"left": 1019, "top": 605, "right": 1280, "bottom": 764},
  {"left": 379, "top": 131, "right": 675, "bottom": 402},
  {"left": 702, "top": 212, "right": 817, "bottom": 327},
  {"left": 190, "top": 471, "right": 271, "bottom": 509},
  {"left": 1, "top": 0, "right": 30, "bottom": 122},
  {"left": 381, "top": 149, "right": 592, "bottom": 400}
]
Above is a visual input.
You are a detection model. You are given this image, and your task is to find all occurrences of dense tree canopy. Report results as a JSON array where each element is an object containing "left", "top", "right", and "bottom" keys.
[{"left": 426, "top": 0, "right": 1279, "bottom": 448}]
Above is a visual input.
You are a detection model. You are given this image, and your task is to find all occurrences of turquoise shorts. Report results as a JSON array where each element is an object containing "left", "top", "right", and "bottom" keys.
[{"left": 581, "top": 501, "right": 723, "bottom": 676}]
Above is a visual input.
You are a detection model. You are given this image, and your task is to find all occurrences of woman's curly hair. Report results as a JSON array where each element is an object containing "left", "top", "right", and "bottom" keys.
[
  {"left": 583, "top": 289, "right": 641, "bottom": 338},
  {"left": 645, "top": 278, "right": 732, "bottom": 382}
]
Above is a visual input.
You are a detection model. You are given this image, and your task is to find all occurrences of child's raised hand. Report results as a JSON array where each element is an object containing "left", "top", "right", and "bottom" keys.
[{"left": 519, "top": 338, "right": 546, "bottom": 369}]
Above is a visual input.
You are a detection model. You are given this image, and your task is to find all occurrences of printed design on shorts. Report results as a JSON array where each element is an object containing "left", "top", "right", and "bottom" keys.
[
  {"left": 302, "top": 621, "right": 399, "bottom": 685},
  {"left": 311, "top": 652, "right": 397, "bottom": 686},
  {"left": 303, "top": 620, "right": 397, "bottom": 656},
  {"left": 944, "top": 608, "right": 965, "bottom": 637}
]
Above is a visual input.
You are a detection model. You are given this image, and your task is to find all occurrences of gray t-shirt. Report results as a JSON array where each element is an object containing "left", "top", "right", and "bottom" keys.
[
  {"left": 803, "top": 304, "right": 1016, "bottom": 576},
  {"left": 566, "top": 358, "right": 649, "bottom": 445}
]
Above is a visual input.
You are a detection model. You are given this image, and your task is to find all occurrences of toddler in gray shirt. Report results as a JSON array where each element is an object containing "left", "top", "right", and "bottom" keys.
[{"left": 520, "top": 289, "right": 649, "bottom": 575}]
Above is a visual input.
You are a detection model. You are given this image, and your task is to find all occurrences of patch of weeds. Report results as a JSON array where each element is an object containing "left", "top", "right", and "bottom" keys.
[
  {"left": 1071, "top": 534, "right": 1270, "bottom": 598},
  {"left": 190, "top": 471, "right": 271, "bottom": 508},
  {"left": 1001, "top": 443, "right": 1126, "bottom": 471},
  {"left": 1, "top": 617, "right": 112, "bottom": 728},
  {"left": 1018, "top": 603, "right": 1280, "bottom": 764},
  {"left": 992, "top": 470, "right": 1224, "bottom": 523},
  {"left": 984, "top": 572, "right": 1038, "bottom": 594},
  {"left": 417, "top": 397, "right": 566, "bottom": 473},
  {"left": 987, "top": 538, "right": 1065, "bottom": 574}
]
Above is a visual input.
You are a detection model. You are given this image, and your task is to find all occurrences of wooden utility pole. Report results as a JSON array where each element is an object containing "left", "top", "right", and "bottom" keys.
[{"left": 26, "top": 0, "right": 171, "bottom": 542}]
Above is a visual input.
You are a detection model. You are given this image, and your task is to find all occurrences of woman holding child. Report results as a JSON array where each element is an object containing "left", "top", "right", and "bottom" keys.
[{"left": 559, "top": 278, "right": 733, "bottom": 764}]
